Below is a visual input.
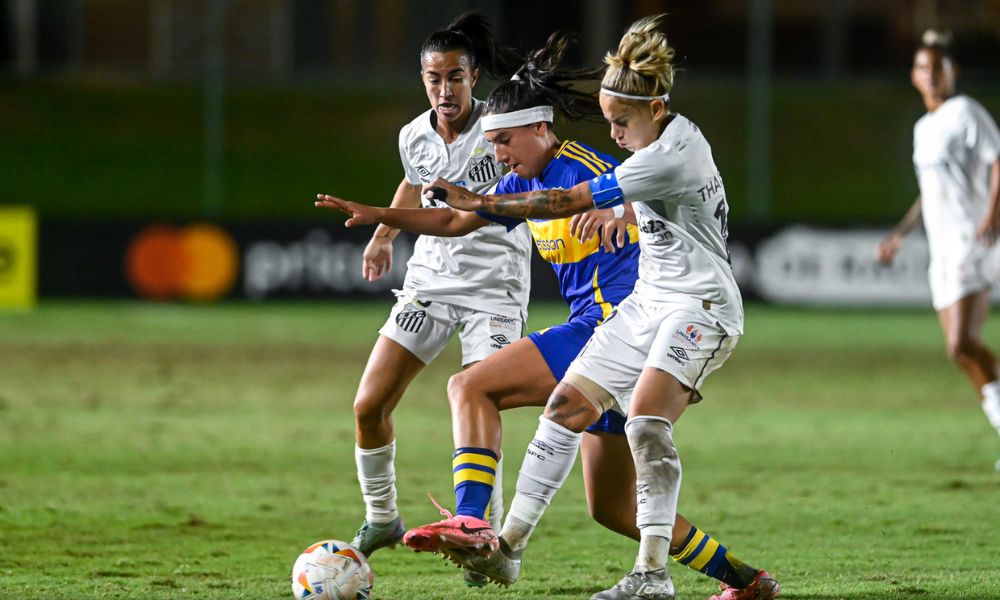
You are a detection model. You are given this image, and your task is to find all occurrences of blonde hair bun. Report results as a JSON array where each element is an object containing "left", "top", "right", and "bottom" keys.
[{"left": 602, "top": 15, "right": 675, "bottom": 98}]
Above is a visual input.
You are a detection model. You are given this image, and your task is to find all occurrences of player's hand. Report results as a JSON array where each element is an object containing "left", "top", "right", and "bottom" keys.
[
  {"left": 976, "top": 214, "right": 1000, "bottom": 246},
  {"left": 361, "top": 236, "right": 393, "bottom": 282},
  {"left": 875, "top": 233, "right": 902, "bottom": 264},
  {"left": 570, "top": 209, "right": 627, "bottom": 253},
  {"left": 423, "top": 178, "right": 482, "bottom": 212},
  {"left": 315, "top": 194, "right": 381, "bottom": 228}
]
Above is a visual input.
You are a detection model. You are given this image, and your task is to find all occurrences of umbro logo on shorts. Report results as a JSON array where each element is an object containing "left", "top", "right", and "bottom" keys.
[
  {"left": 669, "top": 346, "right": 689, "bottom": 361},
  {"left": 468, "top": 155, "right": 498, "bottom": 183},
  {"left": 396, "top": 309, "right": 427, "bottom": 333},
  {"left": 490, "top": 334, "right": 511, "bottom": 349}
]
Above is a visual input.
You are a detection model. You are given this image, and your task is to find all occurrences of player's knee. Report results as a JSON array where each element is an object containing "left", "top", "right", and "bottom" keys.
[
  {"left": 353, "top": 391, "right": 389, "bottom": 430},
  {"left": 542, "top": 384, "right": 601, "bottom": 432},
  {"left": 946, "top": 334, "right": 978, "bottom": 363},
  {"left": 447, "top": 370, "right": 472, "bottom": 403}
]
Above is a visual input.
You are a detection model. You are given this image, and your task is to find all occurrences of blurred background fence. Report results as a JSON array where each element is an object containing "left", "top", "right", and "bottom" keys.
[{"left": 1, "top": 0, "right": 998, "bottom": 306}]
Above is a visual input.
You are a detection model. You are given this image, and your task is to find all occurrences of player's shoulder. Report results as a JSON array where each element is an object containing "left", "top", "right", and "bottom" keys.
[
  {"left": 555, "top": 140, "right": 619, "bottom": 178},
  {"left": 951, "top": 95, "right": 996, "bottom": 123},
  {"left": 399, "top": 109, "right": 435, "bottom": 146}
]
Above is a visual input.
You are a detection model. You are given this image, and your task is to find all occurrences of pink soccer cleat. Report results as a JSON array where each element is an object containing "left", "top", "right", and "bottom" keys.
[
  {"left": 707, "top": 570, "right": 781, "bottom": 600},
  {"left": 402, "top": 494, "right": 499, "bottom": 557}
]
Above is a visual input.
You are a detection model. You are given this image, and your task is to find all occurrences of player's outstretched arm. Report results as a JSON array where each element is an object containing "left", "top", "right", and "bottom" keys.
[
  {"left": 426, "top": 177, "right": 595, "bottom": 219},
  {"left": 876, "top": 196, "right": 922, "bottom": 264},
  {"left": 316, "top": 194, "right": 489, "bottom": 237},
  {"left": 353, "top": 179, "right": 421, "bottom": 281}
]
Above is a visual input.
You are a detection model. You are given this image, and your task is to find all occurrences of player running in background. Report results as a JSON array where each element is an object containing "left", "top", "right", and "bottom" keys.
[
  {"left": 341, "top": 14, "right": 533, "bottom": 584},
  {"left": 876, "top": 30, "right": 1000, "bottom": 470},
  {"left": 322, "top": 23, "right": 778, "bottom": 600},
  {"left": 424, "top": 16, "right": 779, "bottom": 600}
]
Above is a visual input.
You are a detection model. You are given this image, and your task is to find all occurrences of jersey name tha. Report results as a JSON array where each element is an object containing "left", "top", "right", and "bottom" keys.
[{"left": 696, "top": 174, "right": 723, "bottom": 203}]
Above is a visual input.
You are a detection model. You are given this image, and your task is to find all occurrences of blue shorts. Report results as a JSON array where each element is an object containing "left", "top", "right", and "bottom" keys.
[{"left": 528, "top": 312, "right": 626, "bottom": 436}]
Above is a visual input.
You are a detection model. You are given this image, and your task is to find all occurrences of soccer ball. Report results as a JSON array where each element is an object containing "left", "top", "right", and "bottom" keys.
[{"left": 291, "top": 540, "right": 374, "bottom": 600}]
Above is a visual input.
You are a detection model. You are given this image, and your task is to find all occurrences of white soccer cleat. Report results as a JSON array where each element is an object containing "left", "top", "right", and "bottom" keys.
[
  {"left": 590, "top": 568, "right": 675, "bottom": 600},
  {"left": 460, "top": 537, "right": 522, "bottom": 587}
]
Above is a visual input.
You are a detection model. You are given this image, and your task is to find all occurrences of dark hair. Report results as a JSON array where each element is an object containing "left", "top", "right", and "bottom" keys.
[
  {"left": 484, "top": 30, "right": 604, "bottom": 123},
  {"left": 918, "top": 29, "right": 955, "bottom": 61},
  {"left": 420, "top": 12, "right": 521, "bottom": 80}
]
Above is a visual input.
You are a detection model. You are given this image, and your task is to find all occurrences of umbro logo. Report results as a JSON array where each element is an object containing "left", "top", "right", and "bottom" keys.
[
  {"left": 636, "top": 581, "right": 673, "bottom": 595},
  {"left": 489, "top": 334, "right": 511, "bottom": 349},
  {"left": 669, "top": 346, "right": 689, "bottom": 360}
]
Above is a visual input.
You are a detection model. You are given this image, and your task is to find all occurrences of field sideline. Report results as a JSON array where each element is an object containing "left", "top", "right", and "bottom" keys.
[{"left": 2, "top": 301, "right": 999, "bottom": 599}]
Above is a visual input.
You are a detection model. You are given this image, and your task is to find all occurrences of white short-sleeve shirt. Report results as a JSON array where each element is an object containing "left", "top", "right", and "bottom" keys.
[
  {"left": 914, "top": 95, "right": 1000, "bottom": 260},
  {"left": 590, "top": 114, "right": 743, "bottom": 335},
  {"left": 397, "top": 100, "right": 533, "bottom": 318}
]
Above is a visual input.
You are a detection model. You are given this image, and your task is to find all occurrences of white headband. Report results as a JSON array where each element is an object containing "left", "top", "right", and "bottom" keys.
[
  {"left": 481, "top": 106, "right": 554, "bottom": 131},
  {"left": 600, "top": 87, "right": 670, "bottom": 103}
]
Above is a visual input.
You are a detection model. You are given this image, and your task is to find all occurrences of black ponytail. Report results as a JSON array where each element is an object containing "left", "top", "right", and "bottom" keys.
[
  {"left": 484, "top": 30, "right": 604, "bottom": 123},
  {"left": 420, "top": 12, "right": 521, "bottom": 80}
]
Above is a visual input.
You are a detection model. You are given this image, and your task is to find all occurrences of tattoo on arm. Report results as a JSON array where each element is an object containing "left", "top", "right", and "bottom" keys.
[{"left": 481, "top": 186, "right": 590, "bottom": 219}]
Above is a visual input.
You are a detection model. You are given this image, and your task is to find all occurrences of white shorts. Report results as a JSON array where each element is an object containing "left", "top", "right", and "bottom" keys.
[
  {"left": 378, "top": 294, "right": 523, "bottom": 366},
  {"left": 565, "top": 294, "right": 739, "bottom": 415},
  {"left": 929, "top": 243, "right": 1000, "bottom": 310}
]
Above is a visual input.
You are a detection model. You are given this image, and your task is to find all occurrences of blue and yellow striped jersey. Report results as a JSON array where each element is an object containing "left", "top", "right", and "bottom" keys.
[{"left": 481, "top": 141, "right": 640, "bottom": 321}]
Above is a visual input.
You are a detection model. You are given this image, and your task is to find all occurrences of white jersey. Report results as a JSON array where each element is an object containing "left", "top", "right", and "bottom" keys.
[
  {"left": 914, "top": 95, "right": 1000, "bottom": 260},
  {"left": 397, "top": 99, "right": 533, "bottom": 318},
  {"left": 591, "top": 114, "right": 743, "bottom": 335}
]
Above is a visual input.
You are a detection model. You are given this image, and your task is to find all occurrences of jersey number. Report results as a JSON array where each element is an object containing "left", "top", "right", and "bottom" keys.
[{"left": 713, "top": 198, "right": 729, "bottom": 239}]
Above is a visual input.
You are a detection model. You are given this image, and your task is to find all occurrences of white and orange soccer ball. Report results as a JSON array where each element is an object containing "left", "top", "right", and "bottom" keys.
[{"left": 290, "top": 540, "right": 374, "bottom": 600}]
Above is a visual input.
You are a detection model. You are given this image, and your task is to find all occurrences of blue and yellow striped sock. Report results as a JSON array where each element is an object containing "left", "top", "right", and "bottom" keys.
[
  {"left": 670, "top": 526, "right": 756, "bottom": 589},
  {"left": 452, "top": 448, "right": 498, "bottom": 520}
]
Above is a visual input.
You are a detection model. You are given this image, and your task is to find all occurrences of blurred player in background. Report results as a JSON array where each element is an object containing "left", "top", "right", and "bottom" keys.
[
  {"left": 319, "top": 30, "right": 774, "bottom": 597},
  {"left": 340, "top": 14, "right": 533, "bottom": 586},
  {"left": 424, "top": 15, "right": 779, "bottom": 600},
  {"left": 876, "top": 30, "right": 1000, "bottom": 470}
]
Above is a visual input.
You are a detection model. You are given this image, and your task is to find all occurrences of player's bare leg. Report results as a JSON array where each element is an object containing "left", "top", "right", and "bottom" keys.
[
  {"left": 938, "top": 290, "right": 998, "bottom": 390},
  {"left": 937, "top": 290, "right": 1000, "bottom": 467},
  {"left": 583, "top": 431, "right": 640, "bottom": 539},
  {"left": 403, "top": 338, "right": 556, "bottom": 556},
  {"left": 351, "top": 335, "right": 426, "bottom": 556}
]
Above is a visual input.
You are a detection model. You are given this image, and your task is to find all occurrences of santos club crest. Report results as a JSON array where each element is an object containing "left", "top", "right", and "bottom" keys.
[{"left": 467, "top": 155, "right": 498, "bottom": 183}]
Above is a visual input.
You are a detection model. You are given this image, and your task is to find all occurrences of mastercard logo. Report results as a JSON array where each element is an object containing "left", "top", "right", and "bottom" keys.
[{"left": 126, "top": 223, "right": 239, "bottom": 301}]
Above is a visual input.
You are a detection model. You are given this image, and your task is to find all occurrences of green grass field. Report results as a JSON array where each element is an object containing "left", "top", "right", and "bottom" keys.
[{"left": 2, "top": 302, "right": 1000, "bottom": 599}]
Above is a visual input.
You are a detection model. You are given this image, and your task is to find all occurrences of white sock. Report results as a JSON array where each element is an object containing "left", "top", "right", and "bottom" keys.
[
  {"left": 488, "top": 453, "right": 504, "bottom": 530},
  {"left": 501, "top": 416, "right": 582, "bottom": 551},
  {"left": 981, "top": 381, "right": 1000, "bottom": 436},
  {"left": 635, "top": 535, "right": 671, "bottom": 573},
  {"left": 626, "top": 416, "right": 681, "bottom": 571},
  {"left": 355, "top": 441, "right": 399, "bottom": 524}
]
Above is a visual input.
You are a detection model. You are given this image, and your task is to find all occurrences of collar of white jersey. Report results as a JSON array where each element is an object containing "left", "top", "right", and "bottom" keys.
[{"left": 481, "top": 106, "right": 554, "bottom": 131}]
